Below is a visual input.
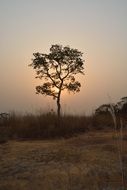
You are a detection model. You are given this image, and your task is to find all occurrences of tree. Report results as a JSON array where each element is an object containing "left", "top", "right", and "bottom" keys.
[
  {"left": 29, "top": 44, "right": 85, "bottom": 117},
  {"left": 95, "top": 104, "right": 111, "bottom": 115},
  {"left": 95, "top": 104, "right": 116, "bottom": 115},
  {"left": 116, "top": 97, "right": 127, "bottom": 115}
]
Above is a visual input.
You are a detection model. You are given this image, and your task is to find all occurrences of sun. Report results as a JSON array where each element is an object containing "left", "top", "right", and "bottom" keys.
[{"left": 54, "top": 87, "right": 59, "bottom": 93}]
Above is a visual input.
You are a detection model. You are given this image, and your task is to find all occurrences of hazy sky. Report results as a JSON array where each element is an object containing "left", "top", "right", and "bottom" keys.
[{"left": 0, "top": 0, "right": 127, "bottom": 115}]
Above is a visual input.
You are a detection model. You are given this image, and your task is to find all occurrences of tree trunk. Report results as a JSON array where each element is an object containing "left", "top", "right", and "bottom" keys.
[
  {"left": 57, "top": 97, "right": 61, "bottom": 118},
  {"left": 56, "top": 94, "right": 61, "bottom": 127},
  {"left": 57, "top": 81, "right": 63, "bottom": 118},
  {"left": 57, "top": 88, "right": 62, "bottom": 118}
]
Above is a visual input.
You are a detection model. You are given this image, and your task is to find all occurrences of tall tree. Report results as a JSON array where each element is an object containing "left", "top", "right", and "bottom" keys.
[{"left": 29, "top": 44, "right": 85, "bottom": 117}]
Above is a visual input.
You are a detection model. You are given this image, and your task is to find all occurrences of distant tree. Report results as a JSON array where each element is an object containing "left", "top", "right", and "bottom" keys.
[
  {"left": 116, "top": 97, "right": 127, "bottom": 115},
  {"left": 95, "top": 97, "right": 127, "bottom": 116},
  {"left": 95, "top": 104, "right": 116, "bottom": 115},
  {"left": 29, "top": 44, "right": 85, "bottom": 117}
]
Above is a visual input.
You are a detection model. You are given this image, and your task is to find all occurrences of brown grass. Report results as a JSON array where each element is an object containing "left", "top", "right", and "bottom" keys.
[
  {"left": 0, "top": 112, "right": 92, "bottom": 141},
  {"left": 0, "top": 111, "right": 126, "bottom": 142},
  {"left": 0, "top": 130, "right": 127, "bottom": 190}
]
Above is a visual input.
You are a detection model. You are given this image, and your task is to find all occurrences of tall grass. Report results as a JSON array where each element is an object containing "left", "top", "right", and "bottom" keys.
[
  {"left": 109, "top": 103, "right": 125, "bottom": 190},
  {"left": 0, "top": 109, "right": 126, "bottom": 142},
  {"left": 1, "top": 112, "right": 92, "bottom": 140}
]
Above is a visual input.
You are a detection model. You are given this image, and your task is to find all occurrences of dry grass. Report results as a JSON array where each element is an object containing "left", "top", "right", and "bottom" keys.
[
  {"left": 2, "top": 113, "right": 91, "bottom": 140},
  {"left": 0, "top": 130, "right": 127, "bottom": 190},
  {"left": 0, "top": 111, "right": 126, "bottom": 141}
]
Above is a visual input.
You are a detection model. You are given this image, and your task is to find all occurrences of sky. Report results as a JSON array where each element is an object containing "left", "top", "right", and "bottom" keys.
[{"left": 0, "top": 0, "right": 127, "bottom": 115}]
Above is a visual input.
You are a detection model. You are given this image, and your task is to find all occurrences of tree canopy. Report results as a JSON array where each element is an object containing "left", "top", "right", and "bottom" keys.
[{"left": 30, "top": 44, "right": 85, "bottom": 117}]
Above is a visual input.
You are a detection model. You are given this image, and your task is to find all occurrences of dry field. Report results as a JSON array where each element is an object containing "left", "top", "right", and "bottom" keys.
[{"left": 0, "top": 130, "right": 127, "bottom": 190}]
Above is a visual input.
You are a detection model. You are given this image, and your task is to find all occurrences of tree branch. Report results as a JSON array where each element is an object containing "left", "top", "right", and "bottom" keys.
[{"left": 46, "top": 71, "right": 59, "bottom": 89}]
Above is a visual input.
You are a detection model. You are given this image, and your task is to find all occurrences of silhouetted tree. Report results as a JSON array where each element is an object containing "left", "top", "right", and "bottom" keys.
[
  {"left": 95, "top": 104, "right": 116, "bottom": 115},
  {"left": 30, "top": 44, "right": 85, "bottom": 117},
  {"left": 116, "top": 97, "right": 127, "bottom": 115}
]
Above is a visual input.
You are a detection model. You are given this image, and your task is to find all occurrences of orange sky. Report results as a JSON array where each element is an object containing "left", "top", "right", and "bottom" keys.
[{"left": 0, "top": 0, "right": 127, "bottom": 114}]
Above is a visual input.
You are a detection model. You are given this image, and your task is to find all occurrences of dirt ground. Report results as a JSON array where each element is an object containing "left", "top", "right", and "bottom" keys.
[{"left": 0, "top": 130, "right": 127, "bottom": 190}]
